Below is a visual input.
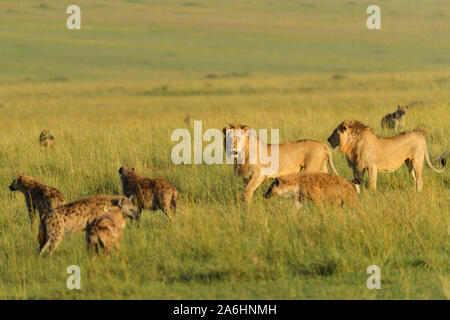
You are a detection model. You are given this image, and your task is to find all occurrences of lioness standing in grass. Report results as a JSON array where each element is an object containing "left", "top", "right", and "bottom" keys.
[
  {"left": 39, "top": 195, "right": 137, "bottom": 256},
  {"left": 119, "top": 166, "right": 178, "bottom": 221},
  {"left": 9, "top": 175, "right": 65, "bottom": 228},
  {"left": 263, "top": 172, "right": 360, "bottom": 210},
  {"left": 85, "top": 207, "right": 129, "bottom": 255},
  {"left": 222, "top": 124, "right": 339, "bottom": 203},
  {"left": 327, "top": 120, "right": 446, "bottom": 192},
  {"left": 381, "top": 105, "right": 408, "bottom": 132}
]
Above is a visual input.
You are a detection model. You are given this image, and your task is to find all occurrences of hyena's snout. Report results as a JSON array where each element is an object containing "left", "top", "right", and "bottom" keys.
[
  {"left": 263, "top": 185, "right": 276, "bottom": 199},
  {"left": 9, "top": 184, "right": 16, "bottom": 191}
]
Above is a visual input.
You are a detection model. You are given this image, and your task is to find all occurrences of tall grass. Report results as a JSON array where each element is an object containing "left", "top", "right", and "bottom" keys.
[{"left": 0, "top": 73, "right": 448, "bottom": 299}]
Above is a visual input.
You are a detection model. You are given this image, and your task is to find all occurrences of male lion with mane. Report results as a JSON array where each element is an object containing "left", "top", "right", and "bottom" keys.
[
  {"left": 327, "top": 120, "right": 446, "bottom": 192},
  {"left": 223, "top": 124, "right": 339, "bottom": 203}
]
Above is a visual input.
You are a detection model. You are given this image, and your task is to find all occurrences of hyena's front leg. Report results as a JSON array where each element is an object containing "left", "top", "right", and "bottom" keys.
[
  {"left": 25, "top": 196, "right": 36, "bottom": 229},
  {"left": 243, "top": 175, "right": 266, "bottom": 203}
]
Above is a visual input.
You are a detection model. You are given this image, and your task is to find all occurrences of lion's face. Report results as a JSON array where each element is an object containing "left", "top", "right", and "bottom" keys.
[
  {"left": 222, "top": 124, "right": 249, "bottom": 159},
  {"left": 327, "top": 121, "right": 352, "bottom": 149}
]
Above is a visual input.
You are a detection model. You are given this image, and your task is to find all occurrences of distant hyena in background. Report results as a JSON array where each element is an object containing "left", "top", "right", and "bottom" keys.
[
  {"left": 39, "top": 195, "right": 137, "bottom": 256},
  {"left": 85, "top": 207, "right": 128, "bottom": 255},
  {"left": 119, "top": 166, "right": 178, "bottom": 221},
  {"left": 9, "top": 175, "right": 65, "bottom": 228},
  {"left": 264, "top": 172, "right": 360, "bottom": 210},
  {"left": 381, "top": 105, "right": 408, "bottom": 131},
  {"left": 39, "top": 129, "right": 55, "bottom": 149}
]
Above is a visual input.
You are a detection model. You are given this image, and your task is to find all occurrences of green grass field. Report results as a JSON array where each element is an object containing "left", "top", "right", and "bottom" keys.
[{"left": 0, "top": 0, "right": 449, "bottom": 299}]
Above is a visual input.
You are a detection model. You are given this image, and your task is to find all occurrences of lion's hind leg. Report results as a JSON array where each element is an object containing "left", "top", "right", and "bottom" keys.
[
  {"left": 412, "top": 159, "right": 424, "bottom": 192},
  {"left": 405, "top": 159, "right": 416, "bottom": 182}
]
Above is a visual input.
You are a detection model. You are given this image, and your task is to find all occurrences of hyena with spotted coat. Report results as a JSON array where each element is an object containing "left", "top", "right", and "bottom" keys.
[
  {"left": 39, "top": 129, "right": 55, "bottom": 149},
  {"left": 119, "top": 166, "right": 178, "bottom": 221},
  {"left": 264, "top": 172, "right": 360, "bottom": 210},
  {"left": 39, "top": 195, "right": 137, "bottom": 256},
  {"left": 9, "top": 175, "right": 65, "bottom": 228},
  {"left": 85, "top": 207, "right": 129, "bottom": 255}
]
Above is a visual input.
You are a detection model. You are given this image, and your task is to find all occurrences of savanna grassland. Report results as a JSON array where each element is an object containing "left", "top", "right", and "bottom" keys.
[{"left": 0, "top": 0, "right": 449, "bottom": 299}]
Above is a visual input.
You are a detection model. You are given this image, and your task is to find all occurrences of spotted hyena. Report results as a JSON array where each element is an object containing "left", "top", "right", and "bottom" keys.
[
  {"left": 263, "top": 172, "right": 360, "bottom": 210},
  {"left": 85, "top": 207, "right": 128, "bottom": 255},
  {"left": 39, "top": 195, "right": 137, "bottom": 256},
  {"left": 119, "top": 166, "right": 178, "bottom": 221},
  {"left": 9, "top": 175, "right": 65, "bottom": 228},
  {"left": 39, "top": 129, "right": 55, "bottom": 149},
  {"left": 381, "top": 105, "right": 408, "bottom": 132}
]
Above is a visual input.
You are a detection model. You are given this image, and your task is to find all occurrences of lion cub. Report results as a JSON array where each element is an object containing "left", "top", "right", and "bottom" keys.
[
  {"left": 381, "top": 105, "right": 408, "bottom": 131},
  {"left": 264, "top": 173, "right": 359, "bottom": 209},
  {"left": 119, "top": 166, "right": 178, "bottom": 221},
  {"left": 85, "top": 207, "right": 128, "bottom": 255},
  {"left": 9, "top": 175, "right": 65, "bottom": 228},
  {"left": 39, "top": 129, "right": 55, "bottom": 149}
]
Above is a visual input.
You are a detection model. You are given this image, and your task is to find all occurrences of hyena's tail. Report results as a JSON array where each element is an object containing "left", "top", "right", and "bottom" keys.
[
  {"left": 38, "top": 219, "right": 49, "bottom": 257},
  {"left": 325, "top": 146, "right": 340, "bottom": 176}
]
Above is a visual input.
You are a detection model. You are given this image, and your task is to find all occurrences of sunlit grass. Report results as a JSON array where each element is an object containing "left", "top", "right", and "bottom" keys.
[
  {"left": 0, "top": 0, "right": 449, "bottom": 299},
  {"left": 0, "top": 72, "right": 448, "bottom": 299}
]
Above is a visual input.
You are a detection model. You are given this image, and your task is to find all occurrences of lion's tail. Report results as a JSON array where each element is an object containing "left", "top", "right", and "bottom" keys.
[
  {"left": 425, "top": 148, "right": 446, "bottom": 173},
  {"left": 325, "top": 146, "right": 339, "bottom": 176},
  {"left": 414, "top": 126, "right": 429, "bottom": 136}
]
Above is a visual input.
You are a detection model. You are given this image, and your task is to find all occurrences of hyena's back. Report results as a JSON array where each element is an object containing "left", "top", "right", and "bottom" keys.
[
  {"left": 125, "top": 176, "right": 178, "bottom": 212},
  {"left": 53, "top": 195, "right": 125, "bottom": 233},
  {"left": 86, "top": 209, "right": 126, "bottom": 254},
  {"left": 39, "top": 195, "right": 128, "bottom": 255}
]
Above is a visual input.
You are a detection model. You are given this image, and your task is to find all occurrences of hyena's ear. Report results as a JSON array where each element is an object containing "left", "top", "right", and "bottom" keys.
[
  {"left": 119, "top": 167, "right": 123, "bottom": 174},
  {"left": 132, "top": 168, "right": 135, "bottom": 171}
]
